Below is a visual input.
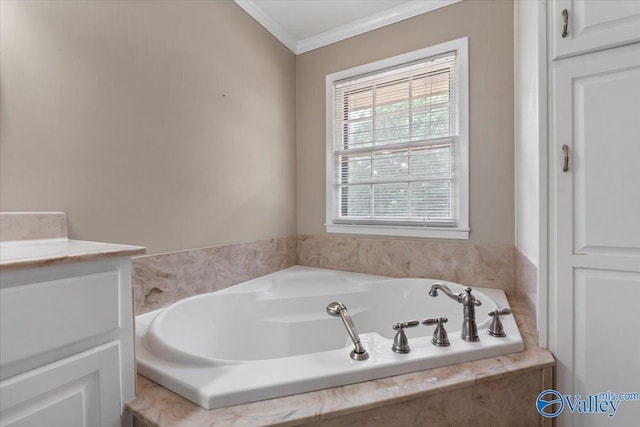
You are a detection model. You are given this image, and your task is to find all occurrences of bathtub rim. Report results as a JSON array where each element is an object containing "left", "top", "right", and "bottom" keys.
[
  {"left": 134, "top": 266, "right": 525, "bottom": 410},
  {"left": 142, "top": 268, "right": 499, "bottom": 364}
]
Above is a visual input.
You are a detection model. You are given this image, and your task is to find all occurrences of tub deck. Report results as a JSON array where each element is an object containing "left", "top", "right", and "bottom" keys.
[
  {"left": 135, "top": 267, "right": 524, "bottom": 409},
  {"left": 127, "top": 295, "right": 554, "bottom": 426}
]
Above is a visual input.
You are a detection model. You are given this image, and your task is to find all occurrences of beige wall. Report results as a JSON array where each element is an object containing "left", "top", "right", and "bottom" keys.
[
  {"left": 0, "top": 0, "right": 296, "bottom": 254},
  {"left": 1, "top": 0, "right": 514, "bottom": 254},
  {"left": 296, "top": 0, "right": 515, "bottom": 244}
]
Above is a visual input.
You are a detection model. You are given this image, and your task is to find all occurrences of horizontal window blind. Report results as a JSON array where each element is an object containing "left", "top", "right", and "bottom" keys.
[{"left": 332, "top": 52, "right": 458, "bottom": 226}]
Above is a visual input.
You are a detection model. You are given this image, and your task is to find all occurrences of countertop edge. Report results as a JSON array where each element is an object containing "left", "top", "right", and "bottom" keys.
[{"left": 0, "top": 239, "right": 147, "bottom": 271}]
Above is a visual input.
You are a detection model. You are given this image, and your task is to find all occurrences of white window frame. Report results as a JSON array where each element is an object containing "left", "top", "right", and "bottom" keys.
[{"left": 325, "top": 37, "right": 469, "bottom": 239}]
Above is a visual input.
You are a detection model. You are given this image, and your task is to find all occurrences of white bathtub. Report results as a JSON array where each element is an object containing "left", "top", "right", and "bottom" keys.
[{"left": 135, "top": 266, "right": 524, "bottom": 409}]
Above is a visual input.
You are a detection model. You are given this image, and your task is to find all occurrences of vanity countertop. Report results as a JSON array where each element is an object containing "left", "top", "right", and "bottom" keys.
[
  {"left": 0, "top": 238, "right": 146, "bottom": 271},
  {"left": 126, "top": 296, "right": 554, "bottom": 427}
]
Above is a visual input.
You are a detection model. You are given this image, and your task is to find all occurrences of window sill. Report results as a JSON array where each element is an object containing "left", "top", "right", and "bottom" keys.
[{"left": 325, "top": 224, "right": 470, "bottom": 240}]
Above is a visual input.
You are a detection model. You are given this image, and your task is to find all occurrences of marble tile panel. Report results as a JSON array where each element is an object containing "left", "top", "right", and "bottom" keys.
[
  {"left": 0, "top": 212, "right": 68, "bottom": 241},
  {"left": 297, "top": 235, "right": 515, "bottom": 294},
  {"left": 126, "top": 296, "right": 554, "bottom": 427},
  {"left": 132, "top": 251, "right": 181, "bottom": 314},
  {"left": 309, "top": 370, "right": 542, "bottom": 426},
  {"left": 132, "top": 236, "right": 296, "bottom": 315}
]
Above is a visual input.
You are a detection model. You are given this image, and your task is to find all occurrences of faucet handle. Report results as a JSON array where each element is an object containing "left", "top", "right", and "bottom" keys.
[
  {"left": 489, "top": 308, "right": 512, "bottom": 317},
  {"left": 422, "top": 317, "right": 447, "bottom": 326},
  {"left": 392, "top": 320, "right": 420, "bottom": 330},
  {"left": 391, "top": 320, "right": 420, "bottom": 353},
  {"left": 487, "top": 308, "right": 512, "bottom": 337},
  {"left": 422, "top": 317, "right": 450, "bottom": 347}
]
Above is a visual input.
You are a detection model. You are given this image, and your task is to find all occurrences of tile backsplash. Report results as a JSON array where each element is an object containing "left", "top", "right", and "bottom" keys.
[
  {"left": 0, "top": 212, "right": 67, "bottom": 241},
  {"left": 297, "top": 234, "right": 515, "bottom": 294},
  {"left": 132, "top": 236, "right": 296, "bottom": 315},
  {"left": 133, "top": 234, "right": 518, "bottom": 315}
]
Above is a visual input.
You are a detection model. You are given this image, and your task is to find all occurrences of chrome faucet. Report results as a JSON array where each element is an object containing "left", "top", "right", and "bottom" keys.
[
  {"left": 428, "top": 283, "right": 482, "bottom": 342},
  {"left": 326, "top": 302, "right": 369, "bottom": 361}
]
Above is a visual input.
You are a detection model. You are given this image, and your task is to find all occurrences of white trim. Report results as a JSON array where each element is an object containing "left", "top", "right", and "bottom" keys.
[
  {"left": 233, "top": 0, "right": 298, "bottom": 53},
  {"left": 536, "top": 0, "right": 548, "bottom": 350},
  {"left": 325, "top": 37, "right": 468, "bottom": 101},
  {"left": 233, "top": 0, "right": 462, "bottom": 55},
  {"left": 456, "top": 37, "right": 470, "bottom": 240},
  {"left": 513, "top": 0, "right": 548, "bottom": 348},
  {"left": 325, "top": 37, "right": 470, "bottom": 240},
  {"left": 326, "top": 224, "right": 469, "bottom": 240},
  {"left": 296, "top": 0, "right": 463, "bottom": 54}
]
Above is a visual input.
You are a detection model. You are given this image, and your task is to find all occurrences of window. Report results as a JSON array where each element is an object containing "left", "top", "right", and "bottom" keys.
[{"left": 325, "top": 38, "right": 469, "bottom": 239}]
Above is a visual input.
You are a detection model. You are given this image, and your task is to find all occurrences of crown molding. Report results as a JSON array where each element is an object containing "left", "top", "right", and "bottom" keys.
[
  {"left": 234, "top": 0, "right": 462, "bottom": 55},
  {"left": 233, "top": 0, "right": 298, "bottom": 53},
  {"left": 296, "top": 0, "right": 462, "bottom": 54}
]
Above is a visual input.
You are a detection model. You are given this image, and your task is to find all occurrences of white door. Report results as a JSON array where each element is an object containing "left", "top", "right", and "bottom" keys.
[
  {"left": 551, "top": 0, "right": 640, "bottom": 59},
  {"left": 551, "top": 43, "right": 640, "bottom": 426}
]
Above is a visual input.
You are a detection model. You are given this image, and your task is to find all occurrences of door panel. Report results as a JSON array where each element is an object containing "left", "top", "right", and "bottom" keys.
[
  {"left": 2, "top": 375, "right": 94, "bottom": 427},
  {"left": 572, "top": 67, "right": 640, "bottom": 255},
  {"left": 0, "top": 343, "right": 121, "bottom": 427},
  {"left": 570, "top": 269, "right": 640, "bottom": 426},
  {"left": 551, "top": 0, "right": 640, "bottom": 59},
  {"left": 552, "top": 44, "right": 640, "bottom": 427}
]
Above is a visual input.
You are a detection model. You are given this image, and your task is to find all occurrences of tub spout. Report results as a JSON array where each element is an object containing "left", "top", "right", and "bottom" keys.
[
  {"left": 428, "top": 283, "right": 464, "bottom": 302},
  {"left": 428, "top": 283, "right": 482, "bottom": 342},
  {"left": 326, "top": 302, "right": 369, "bottom": 361}
]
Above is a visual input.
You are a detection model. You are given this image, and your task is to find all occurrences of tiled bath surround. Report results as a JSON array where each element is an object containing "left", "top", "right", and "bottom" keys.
[
  {"left": 128, "top": 296, "right": 553, "bottom": 426},
  {"left": 110, "top": 235, "right": 554, "bottom": 426},
  {"left": 515, "top": 248, "right": 537, "bottom": 311},
  {"left": 297, "top": 234, "right": 515, "bottom": 294},
  {"left": 132, "top": 236, "right": 297, "bottom": 315},
  {"left": 125, "top": 234, "right": 551, "bottom": 425},
  {"left": 132, "top": 234, "right": 517, "bottom": 315}
]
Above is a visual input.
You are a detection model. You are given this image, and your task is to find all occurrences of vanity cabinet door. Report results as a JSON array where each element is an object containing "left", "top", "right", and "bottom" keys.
[
  {"left": 0, "top": 271, "right": 120, "bottom": 380},
  {"left": 550, "top": 0, "right": 640, "bottom": 59},
  {"left": 0, "top": 343, "right": 122, "bottom": 427}
]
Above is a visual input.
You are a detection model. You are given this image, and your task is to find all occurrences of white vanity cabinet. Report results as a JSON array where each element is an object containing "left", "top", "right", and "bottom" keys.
[
  {"left": 0, "top": 257, "right": 138, "bottom": 427},
  {"left": 550, "top": 0, "right": 640, "bottom": 59}
]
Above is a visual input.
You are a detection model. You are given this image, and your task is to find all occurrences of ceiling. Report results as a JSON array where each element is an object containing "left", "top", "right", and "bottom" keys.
[{"left": 233, "top": 0, "right": 462, "bottom": 55}]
